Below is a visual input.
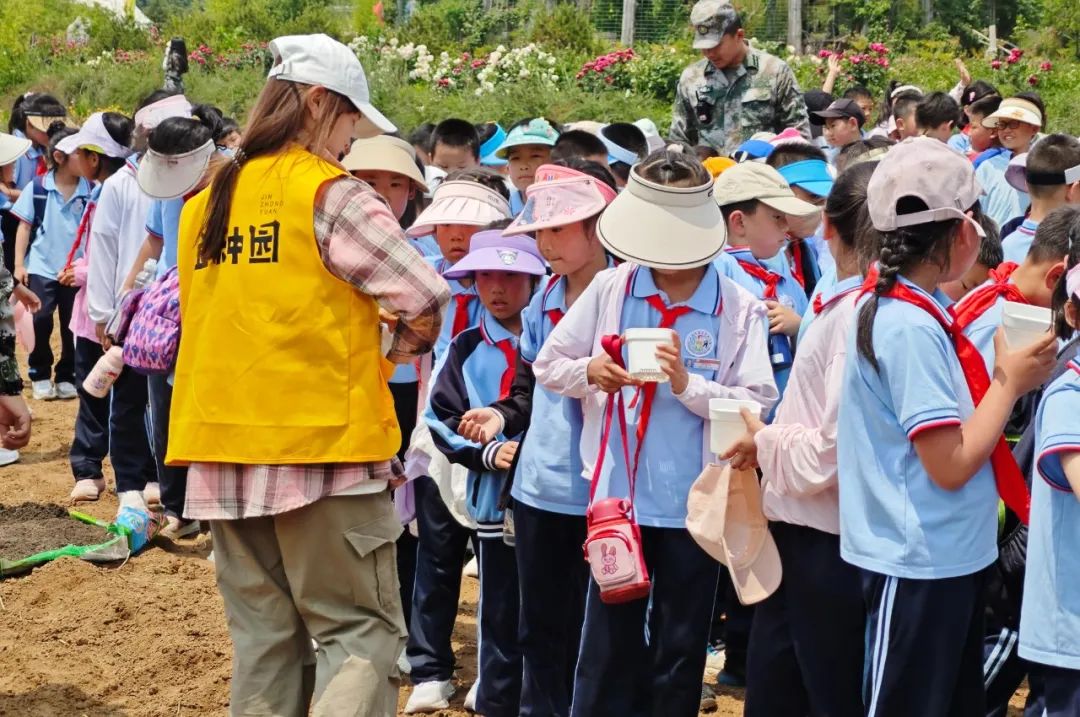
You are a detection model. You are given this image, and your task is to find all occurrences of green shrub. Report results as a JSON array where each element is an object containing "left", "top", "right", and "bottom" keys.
[{"left": 518, "top": 2, "right": 603, "bottom": 56}]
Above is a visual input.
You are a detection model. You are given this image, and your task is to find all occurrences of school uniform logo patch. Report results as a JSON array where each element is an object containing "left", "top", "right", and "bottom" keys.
[
  {"left": 684, "top": 329, "right": 714, "bottom": 357},
  {"left": 497, "top": 250, "right": 518, "bottom": 266}
]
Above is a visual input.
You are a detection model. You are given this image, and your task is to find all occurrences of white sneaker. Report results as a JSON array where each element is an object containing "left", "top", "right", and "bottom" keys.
[
  {"left": 31, "top": 380, "right": 56, "bottom": 400},
  {"left": 70, "top": 478, "right": 107, "bottom": 502},
  {"left": 463, "top": 555, "right": 479, "bottom": 579},
  {"left": 55, "top": 381, "right": 78, "bottom": 400},
  {"left": 0, "top": 448, "right": 18, "bottom": 467},
  {"left": 397, "top": 649, "right": 412, "bottom": 675},
  {"left": 463, "top": 680, "right": 479, "bottom": 712},
  {"left": 705, "top": 642, "right": 726, "bottom": 673},
  {"left": 143, "top": 482, "right": 162, "bottom": 508},
  {"left": 403, "top": 680, "right": 455, "bottom": 713}
]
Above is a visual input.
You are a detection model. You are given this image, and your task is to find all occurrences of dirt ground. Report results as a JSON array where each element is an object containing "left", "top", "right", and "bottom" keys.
[{"left": 0, "top": 349, "right": 1028, "bottom": 716}]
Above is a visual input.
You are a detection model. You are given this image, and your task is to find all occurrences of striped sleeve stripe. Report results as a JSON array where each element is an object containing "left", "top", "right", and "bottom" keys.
[
  {"left": 8, "top": 209, "right": 33, "bottom": 226},
  {"left": 906, "top": 417, "right": 962, "bottom": 439},
  {"left": 145, "top": 225, "right": 163, "bottom": 239},
  {"left": 1036, "top": 444, "right": 1080, "bottom": 492}
]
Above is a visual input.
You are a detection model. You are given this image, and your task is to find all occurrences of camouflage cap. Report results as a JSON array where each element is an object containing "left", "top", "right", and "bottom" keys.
[{"left": 690, "top": 0, "right": 739, "bottom": 50}]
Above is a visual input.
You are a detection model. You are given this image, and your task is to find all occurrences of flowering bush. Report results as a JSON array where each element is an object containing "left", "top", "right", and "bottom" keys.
[
  {"left": 574, "top": 46, "right": 685, "bottom": 101},
  {"left": 988, "top": 47, "right": 1054, "bottom": 92},
  {"left": 575, "top": 48, "right": 636, "bottom": 92},
  {"left": 816, "top": 42, "right": 891, "bottom": 93},
  {"left": 348, "top": 36, "right": 558, "bottom": 97}
]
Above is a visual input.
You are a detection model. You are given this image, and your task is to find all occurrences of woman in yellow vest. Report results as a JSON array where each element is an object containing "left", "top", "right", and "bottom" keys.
[{"left": 158, "top": 34, "right": 450, "bottom": 716}]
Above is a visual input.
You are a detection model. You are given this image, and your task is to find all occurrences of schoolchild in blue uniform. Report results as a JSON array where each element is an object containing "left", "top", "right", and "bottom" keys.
[
  {"left": 2, "top": 94, "right": 65, "bottom": 273},
  {"left": 535, "top": 151, "right": 777, "bottom": 717},
  {"left": 426, "top": 231, "right": 547, "bottom": 717},
  {"left": 952, "top": 206, "right": 1076, "bottom": 716},
  {"left": 11, "top": 126, "right": 90, "bottom": 401},
  {"left": 455, "top": 159, "right": 617, "bottom": 716},
  {"left": 712, "top": 162, "right": 819, "bottom": 405},
  {"left": 838, "top": 137, "right": 1056, "bottom": 717},
  {"left": 1020, "top": 249, "right": 1080, "bottom": 717},
  {"left": 403, "top": 175, "right": 512, "bottom": 713}
]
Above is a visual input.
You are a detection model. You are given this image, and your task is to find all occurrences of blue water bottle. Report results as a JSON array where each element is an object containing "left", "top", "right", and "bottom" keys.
[{"left": 769, "top": 333, "right": 793, "bottom": 371}]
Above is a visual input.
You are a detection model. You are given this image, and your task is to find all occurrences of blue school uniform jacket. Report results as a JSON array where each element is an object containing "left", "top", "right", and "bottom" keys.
[{"left": 426, "top": 311, "right": 521, "bottom": 539}]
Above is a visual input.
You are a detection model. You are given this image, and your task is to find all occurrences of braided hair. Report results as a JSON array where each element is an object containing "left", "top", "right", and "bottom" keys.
[{"left": 855, "top": 197, "right": 985, "bottom": 372}]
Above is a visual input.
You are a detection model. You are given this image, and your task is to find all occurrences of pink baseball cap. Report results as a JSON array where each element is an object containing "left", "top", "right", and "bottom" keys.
[
  {"left": 505, "top": 164, "right": 617, "bottom": 234},
  {"left": 867, "top": 136, "right": 986, "bottom": 238},
  {"left": 442, "top": 231, "right": 547, "bottom": 279}
]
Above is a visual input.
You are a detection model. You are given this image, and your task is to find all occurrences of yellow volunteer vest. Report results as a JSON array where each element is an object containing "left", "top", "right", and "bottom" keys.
[{"left": 167, "top": 146, "right": 400, "bottom": 465}]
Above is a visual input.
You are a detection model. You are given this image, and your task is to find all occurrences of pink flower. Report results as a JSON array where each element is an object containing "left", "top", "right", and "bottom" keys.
[
  {"left": 818, "top": 49, "right": 831, "bottom": 58},
  {"left": 437, "top": 77, "right": 450, "bottom": 87},
  {"left": 1006, "top": 55, "right": 1019, "bottom": 65},
  {"left": 850, "top": 55, "right": 862, "bottom": 64},
  {"left": 869, "top": 42, "right": 887, "bottom": 53},
  {"left": 878, "top": 58, "right": 890, "bottom": 68},
  {"left": 1028, "top": 74, "right": 1039, "bottom": 86},
  {"left": 452, "top": 66, "right": 462, "bottom": 75},
  {"left": 471, "top": 59, "right": 485, "bottom": 69},
  {"left": 991, "top": 60, "right": 1002, "bottom": 70},
  {"left": 605, "top": 75, "right": 614, "bottom": 85},
  {"left": 1040, "top": 61, "right": 1052, "bottom": 71}
]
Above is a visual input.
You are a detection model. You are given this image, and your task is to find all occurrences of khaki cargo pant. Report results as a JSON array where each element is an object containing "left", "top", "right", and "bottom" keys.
[{"left": 210, "top": 492, "right": 406, "bottom": 716}]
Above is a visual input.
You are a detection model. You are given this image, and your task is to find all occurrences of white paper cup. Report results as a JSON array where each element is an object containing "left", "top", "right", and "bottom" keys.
[
  {"left": 709, "top": 398, "right": 761, "bottom": 455},
  {"left": 625, "top": 328, "right": 676, "bottom": 382},
  {"left": 1001, "top": 301, "right": 1052, "bottom": 349}
]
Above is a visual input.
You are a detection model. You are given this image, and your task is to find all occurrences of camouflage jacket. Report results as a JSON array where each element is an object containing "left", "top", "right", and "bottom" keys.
[
  {"left": 670, "top": 46, "right": 811, "bottom": 155},
  {"left": 0, "top": 247, "right": 22, "bottom": 397}
]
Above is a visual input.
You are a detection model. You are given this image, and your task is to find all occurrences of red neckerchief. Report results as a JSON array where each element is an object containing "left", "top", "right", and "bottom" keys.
[
  {"left": 35, "top": 155, "right": 47, "bottom": 177},
  {"left": 64, "top": 198, "right": 96, "bottom": 271},
  {"left": 543, "top": 274, "right": 564, "bottom": 327},
  {"left": 859, "top": 274, "right": 1031, "bottom": 523},
  {"left": 787, "top": 238, "right": 806, "bottom": 290},
  {"left": 812, "top": 280, "right": 861, "bottom": 315},
  {"left": 951, "top": 262, "right": 1029, "bottom": 331},
  {"left": 451, "top": 293, "right": 475, "bottom": 338},
  {"left": 494, "top": 338, "right": 517, "bottom": 400},
  {"left": 736, "top": 259, "right": 782, "bottom": 300}
]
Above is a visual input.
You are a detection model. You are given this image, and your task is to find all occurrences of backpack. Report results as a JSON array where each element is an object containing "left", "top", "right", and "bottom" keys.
[
  {"left": 122, "top": 266, "right": 181, "bottom": 375},
  {"left": 27, "top": 175, "right": 47, "bottom": 250}
]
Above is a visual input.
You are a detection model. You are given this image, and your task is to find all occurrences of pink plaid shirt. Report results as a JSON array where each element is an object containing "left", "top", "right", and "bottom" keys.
[{"left": 183, "top": 176, "right": 449, "bottom": 521}]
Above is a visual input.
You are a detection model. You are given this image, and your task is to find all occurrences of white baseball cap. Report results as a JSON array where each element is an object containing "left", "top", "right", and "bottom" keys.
[
  {"left": 268, "top": 34, "right": 395, "bottom": 139},
  {"left": 867, "top": 136, "right": 986, "bottom": 238},
  {"left": 56, "top": 112, "right": 134, "bottom": 159}
]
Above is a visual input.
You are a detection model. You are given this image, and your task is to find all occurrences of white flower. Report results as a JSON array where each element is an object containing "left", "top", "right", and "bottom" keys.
[
  {"left": 519, "top": 68, "right": 530, "bottom": 78},
  {"left": 547, "top": 55, "right": 556, "bottom": 66},
  {"left": 389, "top": 37, "right": 399, "bottom": 47},
  {"left": 496, "top": 44, "right": 507, "bottom": 53},
  {"left": 475, "top": 88, "right": 484, "bottom": 96},
  {"left": 440, "top": 51, "right": 450, "bottom": 61}
]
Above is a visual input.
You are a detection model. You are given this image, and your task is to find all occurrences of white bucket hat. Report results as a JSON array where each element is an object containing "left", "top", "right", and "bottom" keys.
[
  {"left": 407, "top": 181, "right": 511, "bottom": 237},
  {"left": 56, "top": 112, "right": 133, "bottom": 159},
  {"left": 597, "top": 166, "right": 726, "bottom": 269},
  {"left": 137, "top": 139, "right": 215, "bottom": 200},
  {"left": 268, "top": 34, "right": 395, "bottom": 139},
  {"left": 0, "top": 132, "right": 32, "bottom": 166}
]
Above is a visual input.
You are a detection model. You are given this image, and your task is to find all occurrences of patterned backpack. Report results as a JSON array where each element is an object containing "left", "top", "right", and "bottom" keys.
[{"left": 122, "top": 266, "right": 181, "bottom": 375}]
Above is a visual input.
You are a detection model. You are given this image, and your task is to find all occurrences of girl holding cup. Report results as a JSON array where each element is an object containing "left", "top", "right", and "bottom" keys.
[{"left": 533, "top": 149, "right": 776, "bottom": 717}]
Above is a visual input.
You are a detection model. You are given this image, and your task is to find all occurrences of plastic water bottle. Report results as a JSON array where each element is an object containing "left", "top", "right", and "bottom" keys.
[
  {"left": 83, "top": 346, "right": 124, "bottom": 398},
  {"left": 134, "top": 258, "right": 158, "bottom": 289}
]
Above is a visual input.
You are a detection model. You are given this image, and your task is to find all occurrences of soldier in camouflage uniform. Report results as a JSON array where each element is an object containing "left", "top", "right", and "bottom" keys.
[{"left": 670, "top": 0, "right": 811, "bottom": 156}]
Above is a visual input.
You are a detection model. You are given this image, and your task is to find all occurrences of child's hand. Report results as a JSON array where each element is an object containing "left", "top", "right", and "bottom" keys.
[
  {"left": 57, "top": 267, "right": 76, "bottom": 287},
  {"left": 14, "top": 266, "right": 28, "bottom": 287},
  {"left": 13, "top": 283, "right": 41, "bottom": 313},
  {"left": 955, "top": 58, "right": 972, "bottom": 87},
  {"left": 655, "top": 331, "right": 689, "bottom": 394},
  {"left": 765, "top": 300, "right": 802, "bottom": 337},
  {"left": 587, "top": 354, "right": 640, "bottom": 394},
  {"left": 719, "top": 407, "right": 765, "bottom": 471},
  {"left": 459, "top": 408, "right": 501, "bottom": 444},
  {"left": 0, "top": 395, "right": 31, "bottom": 450},
  {"left": 494, "top": 441, "right": 518, "bottom": 470},
  {"left": 992, "top": 328, "right": 1057, "bottom": 398},
  {"left": 827, "top": 53, "right": 842, "bottom": 77}
]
